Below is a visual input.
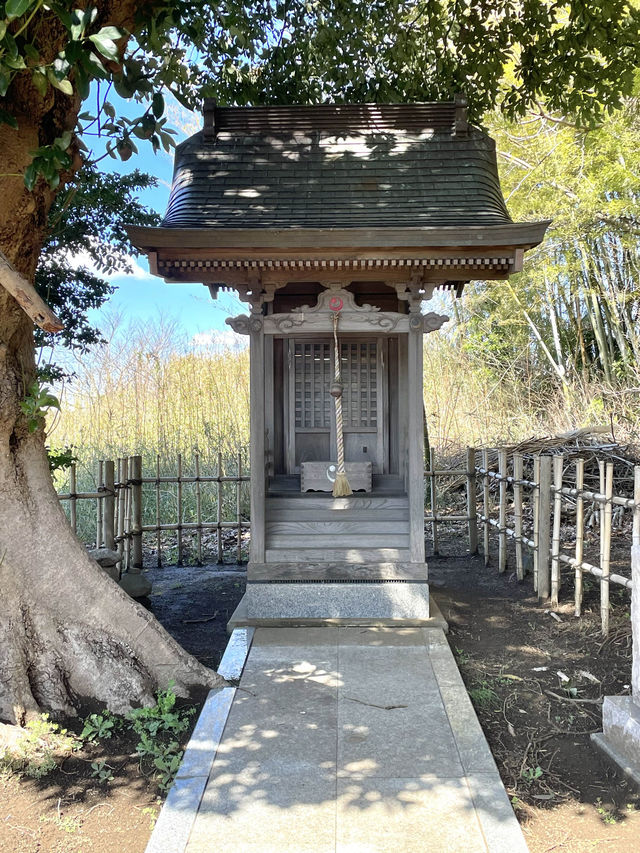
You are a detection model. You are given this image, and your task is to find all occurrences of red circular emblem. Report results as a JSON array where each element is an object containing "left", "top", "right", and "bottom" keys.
[{"left": 329, "top": 295, "right": 344, "bottom": 312}]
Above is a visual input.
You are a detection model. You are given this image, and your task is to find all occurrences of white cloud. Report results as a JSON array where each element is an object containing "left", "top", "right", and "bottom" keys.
[{"left": 191, "top": 328, "right": 248, "bottom": 351}]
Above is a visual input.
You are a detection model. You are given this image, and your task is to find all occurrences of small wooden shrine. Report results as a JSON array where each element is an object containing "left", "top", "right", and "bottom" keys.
[{"left": 129, "top": 100, "right": 548, "bottom": 623}]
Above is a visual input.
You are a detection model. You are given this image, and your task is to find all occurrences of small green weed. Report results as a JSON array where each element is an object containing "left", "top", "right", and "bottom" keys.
[
  {"left": 0, "top": 714, "right": 78, "bottom": 780},
  {"left": 91, "top": 758, "right": 114, "bottom": 783},
  {"left": 141, "top": 804, "right": 160, "bottom": 830},
  {"left": 20, "top": 381, "right": 60, "bottom": 433},
  {"left": 596, "top": 799, "right": 618, "bottom": 824},
  {"left": 468, "top": 681, "right": 500, "bottom": 710},
  {"left": 40, "top": 813, "right": 82, "bottom": 834},
  {"left": 81, "top": 711, "right": 120, "bottom": 742},
  {"left": 521, "top": 766, "right": 544, "bottom": 784},
  {"left": 454, "top": 647, "right": 470, "bottom": 665},
  {"left": 80, "top": 683, "right": 194, "bottom": 793}
]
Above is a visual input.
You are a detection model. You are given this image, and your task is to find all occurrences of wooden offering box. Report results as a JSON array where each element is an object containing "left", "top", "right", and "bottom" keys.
[{"left": 301, "top": 461, "right": 372, "bottom": 493}]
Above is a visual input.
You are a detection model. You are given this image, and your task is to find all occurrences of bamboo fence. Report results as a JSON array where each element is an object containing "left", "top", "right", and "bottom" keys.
[
  {"left": 57, "top": 453, "right": 250, "bottom": 569},
  {"left": 58, "top": 445, "right": 638, "bottom": 635},
  {"left": 474, "top": 447, "right": 639, "bottom": 635}
]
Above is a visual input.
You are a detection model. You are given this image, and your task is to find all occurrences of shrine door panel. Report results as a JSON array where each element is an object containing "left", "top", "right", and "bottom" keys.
[{"left": 285, "top": 337, "right": 389, "bottom": 475}]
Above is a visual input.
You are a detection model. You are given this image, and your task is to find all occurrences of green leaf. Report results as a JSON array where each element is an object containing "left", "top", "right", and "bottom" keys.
[
  {"left": 31, "top": 69, "right": 48, "bottom": 97},
  {"left": 0, "top": 21, "right": 6, "bottom": 40},
  {"left": 4, "top": 55, "right": 26, "bottom": 70},
  {"left": 88, "top": 33, "right": 119, "bottom": 62},
  {"left": 5, "top": 0, "right": 35, "bottom": 21},
  {"left": 23, "top": 163, "right": 37, "bottom": 190},
  {"left": 152, "top": 91, "right": 164, "bottom": 119},
  {"left": 0, "top": 71, "right": 8, "bottom": 98},
  {"left": 95, "top": 25, "right": 123, "bottom": 41},
  {"left": 51, "top": 77, "right": 73, "bottom": 96}
]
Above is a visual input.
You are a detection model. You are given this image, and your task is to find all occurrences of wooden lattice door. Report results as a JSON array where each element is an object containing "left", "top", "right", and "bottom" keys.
[{"left": 286, "top": 337, "right": 388, "bottom": 474}]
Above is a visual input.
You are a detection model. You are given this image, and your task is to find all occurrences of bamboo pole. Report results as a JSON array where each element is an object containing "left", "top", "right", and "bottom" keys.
[
  {"left": 513, "top": 453, "right": 524, "bottom": 580},
  {"left": 96, "top": 460, "right": 104, "bottom": 548},
  {"left": 69, "top": 463, "right": 77, "bottom": 536},
  {"left": 532, "top": 455, "right": 541, "bottom": 593},
  {"left": 633, "top": 466, "right": 640, "bottom": 550},
  {"left": 600, "top": 461, "right": 614, "bottom": 635},
  {"left": 498, "top": 449, "right": 507, "bottom": 573},
  {"left": 117, "top": 458, "right": 127, "bottom": 563},
  {"left": 429, "top": 447, "right": 438, "bottom": 555},
  {"left": 574, "top": 458, "right": 585, "bottom": 617},
  {"left": 550, "top": 454, "right": 563, "bottom": 607},
  {"left": 599, "top": 459, "right": 605, "bottom": 568},
  {"left": 466, "top": 447, "right": 478, "bottom": 554},
  {"left": 177, "top": 453, "right": 183, "bottom": 566},
  {"left": 217, "top": 452, "right": 223, "bottom": 564},
  {"left": 124, "top": 468, "right": 131, "bottom": 570},
  {"left": 536, "top": 455, "right": 552, "bottom": 602},
  {"left": 482, "top": 449, "right": 490, "bottom": 565},
  {"left": 237, "top": 451, "right": 243, "bottom": 564},
  {"left": 130, "top": 455, "right": 143, "bottom": 569},
  {"left": 195, "top": 452, "right": 203, "bottom": 565},
  {"left": 103, "top": 460, "right": 115, "bottom": 551},
  {"left": 156, "top": 455, "right": 161, "bottom": 567}
]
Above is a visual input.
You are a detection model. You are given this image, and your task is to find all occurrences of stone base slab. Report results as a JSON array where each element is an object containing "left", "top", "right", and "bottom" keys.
[
  {"left": 244, "top": 580, "right": 430, "bottom": 620},
  {"left": 591, "top": 695, "right": 640, "bottom": 788}
]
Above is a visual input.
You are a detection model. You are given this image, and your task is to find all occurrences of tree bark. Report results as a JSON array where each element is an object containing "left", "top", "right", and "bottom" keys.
[{"left": 0, "top": 3, "right": 224, "bottom": 726}]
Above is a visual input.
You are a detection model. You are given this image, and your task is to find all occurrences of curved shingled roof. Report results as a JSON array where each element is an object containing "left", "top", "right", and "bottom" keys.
[{"left": 160, "top": 102, "right": 512, "bottom": 230}]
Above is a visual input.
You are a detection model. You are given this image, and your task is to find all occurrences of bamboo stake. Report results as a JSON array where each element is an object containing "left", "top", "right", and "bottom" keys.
[
  {"left": 69, "top": 463, "right": 77, "bottom": 536},
  {"left": 574, "top": 458, "right": 585, "bottom": 617},
  {"left": 217, "top": 452, "right": 223, "bottom": 564},
  {"left": 130, "top": 455, "right": 143, "bottom": 569},
  {"left": 513, "top": 453, "right": 524, "bottom": 580},
  {"left": 156, "top": 455, "right": 161, "bottom": 567},
  {"left": 482, "top": 449, "right": 490, "bottom": 565},
  {"left": 195, "top": 452, "right": 203, "bottom": 565},
  {"left": 498, "top": 448, "right": 507, "bottom": 573},
  {"left": 532, "top": 455, "right": 541, "bottom": 593},
  {"left": 96, "top": 460, "right": 104, "bottom": 548},
  {"left": 550, "top": 454, "right": 563, "bottom": 607},
  {"left": 177, "top": 453, "right": 183, "bottom": 566},
  {"left": 117, "top": 458, "right": 127, "bottom": 563},
  {"left": 103, "top": 460, "right": 115, "bottom": 551},
  {"left": 466, "top": 447, "right": 478, "bottom": 554},
  {"left": 599, "top": 459, "right": 605, "bottom": 568},
  {"left": 237, "top": 451, "right": 243, "bottom": 564},
  {"left": 429, "top": 447, "right": 438, "bottom": 555},
  {"left": 536, "top": 455, "right": 552, "bottom": 601},
  {"left": 600, "top": 461, "right": 614, "bottom": 636},
  {"left": 124, "top": 467, "right": 131, "bottom": 570},
  {"left": 633, "top": 466, "right": 640, "bottom": 549}
]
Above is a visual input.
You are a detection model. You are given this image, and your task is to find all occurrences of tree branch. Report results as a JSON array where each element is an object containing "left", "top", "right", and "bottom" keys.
[{"left": 0, "top": 252, "right": 63, "bottom": 333}]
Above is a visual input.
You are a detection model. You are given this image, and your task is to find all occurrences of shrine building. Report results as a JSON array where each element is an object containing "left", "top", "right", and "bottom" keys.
[{"left": 128, "top": 99, "right": 548, "bottom": 624}]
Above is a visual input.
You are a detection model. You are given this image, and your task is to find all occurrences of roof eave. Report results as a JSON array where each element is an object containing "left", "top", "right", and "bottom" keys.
[{"left": 127, "top": 222, "right": 551, "bottom": 255}]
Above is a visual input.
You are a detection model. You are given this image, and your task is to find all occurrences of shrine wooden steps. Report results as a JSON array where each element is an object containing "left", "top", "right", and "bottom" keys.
[{"left": 264, "top": 494, "right": 411, "bottom": 564}]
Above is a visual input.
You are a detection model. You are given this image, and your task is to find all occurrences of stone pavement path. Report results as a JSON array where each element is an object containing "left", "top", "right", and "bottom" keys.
[{"left": 177, "top": 626, "right": 528, "bottom": 853}]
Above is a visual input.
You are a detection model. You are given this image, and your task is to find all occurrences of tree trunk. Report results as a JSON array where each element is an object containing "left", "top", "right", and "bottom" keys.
[{"left": 0, "top": 5, "right": 224, "bottom": 726}]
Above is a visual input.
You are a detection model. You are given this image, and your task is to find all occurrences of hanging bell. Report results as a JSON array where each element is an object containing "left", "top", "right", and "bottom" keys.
[{"left": 330, "top": 380, "right": 343, "bottom": 398}]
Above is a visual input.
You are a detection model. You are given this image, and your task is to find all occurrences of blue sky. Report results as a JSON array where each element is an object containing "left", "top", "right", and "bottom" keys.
[{"left": 83, "top": 94, "right": 242, "bottom": 345}]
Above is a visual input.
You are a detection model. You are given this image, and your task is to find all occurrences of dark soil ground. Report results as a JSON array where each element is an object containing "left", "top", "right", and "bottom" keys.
[{"left": 1, "top": 534, "right": 638, "bottom": 852}]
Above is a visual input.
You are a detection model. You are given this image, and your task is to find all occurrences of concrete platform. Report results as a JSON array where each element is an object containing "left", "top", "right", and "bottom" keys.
[
  {"left": 227, "top": 592, "right": 448, "bottom": 632},
  {"left": 147, "top": 626, "right": 527, "bottom": 853}
]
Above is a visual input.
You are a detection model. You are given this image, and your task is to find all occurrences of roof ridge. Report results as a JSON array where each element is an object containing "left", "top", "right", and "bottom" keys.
[{"left": 202, "top": 99, "right": 468, "bottom": 140}]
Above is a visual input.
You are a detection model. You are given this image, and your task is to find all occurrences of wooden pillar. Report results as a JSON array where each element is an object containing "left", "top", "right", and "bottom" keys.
[
  {"left": 249, "top": 311, "right": 266, "bottom": 564},
  {"left": 407, "top": 315, "right": 425, "bottom": 563}
]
